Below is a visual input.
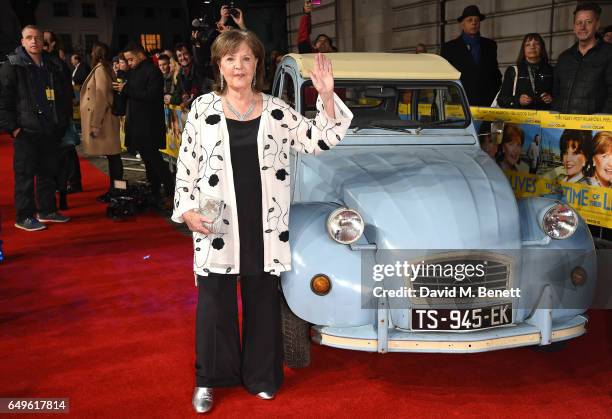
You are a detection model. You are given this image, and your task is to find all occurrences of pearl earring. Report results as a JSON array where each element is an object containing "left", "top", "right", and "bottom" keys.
[
  {"left": 252, "top": 69, "right": 256, "bottom": 88},
  {"left": 220, "top": 75, "right": 224, "bottom": 91}
]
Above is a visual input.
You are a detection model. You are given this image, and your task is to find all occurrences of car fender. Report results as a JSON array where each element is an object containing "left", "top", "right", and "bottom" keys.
[{"left": 281, "top": 202, "right": 375, "bottom": 327}]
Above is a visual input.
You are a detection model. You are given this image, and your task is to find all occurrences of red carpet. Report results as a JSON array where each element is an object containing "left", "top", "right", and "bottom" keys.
[{"left": 0, "top": 135, "right": 610, "bottom": 418}]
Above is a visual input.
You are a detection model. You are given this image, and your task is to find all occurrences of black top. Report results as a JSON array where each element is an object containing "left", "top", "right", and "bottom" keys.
[
  {"left": 440, "top": 35, "right": 502, "bottom": 107},
  {"left": 497, "top": 61, "right": 554, "bottom": 110},
  {"left": 227, "top": 116, "right": 263, "bottom": 275},
  {"left": 552, "top": 40, "right": 612, "bottom": 115}
]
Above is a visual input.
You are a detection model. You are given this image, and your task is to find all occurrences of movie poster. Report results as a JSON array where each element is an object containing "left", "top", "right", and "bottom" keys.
[{"left": 473, "top": 108, "right": 612, "bottom": 228}]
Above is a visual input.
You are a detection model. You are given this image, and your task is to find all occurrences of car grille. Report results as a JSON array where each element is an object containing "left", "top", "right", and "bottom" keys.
[{"left": 406, "top": 253, "right": 513, "bottom": 303}]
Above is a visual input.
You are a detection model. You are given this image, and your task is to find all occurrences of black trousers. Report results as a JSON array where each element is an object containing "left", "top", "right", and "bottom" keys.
[
  {"left": 107, "top": 154, "right": 124, "bottom": 190},
  {"left": 56, "top": 145, "right": 82, "bottom": 193},
  {"left": 195, "top": 272, "right": 284, "bottom": 393},
  {"left": 138, "top": 148, "right": 173, "bottom": 198},
  {"left": 13, "top": 131, "right": 59, "bottom": 221}
]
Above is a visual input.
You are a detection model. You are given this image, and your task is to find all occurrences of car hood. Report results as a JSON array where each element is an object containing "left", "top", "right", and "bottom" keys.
[{"left": 297, "top": 145, "right": 521, "bottom": 250}]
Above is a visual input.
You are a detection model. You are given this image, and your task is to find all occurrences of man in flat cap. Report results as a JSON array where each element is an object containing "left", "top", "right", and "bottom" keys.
[{"left": 441, "top": 5, "right": 501, "bottom": 107}]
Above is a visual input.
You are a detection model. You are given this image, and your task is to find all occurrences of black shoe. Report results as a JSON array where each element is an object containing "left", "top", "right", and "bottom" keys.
[
  {"left": 15, "top": 217, "right": 47, "bottom": 231},
  {"left": 96, "top": 192, "right": 112, "bottom": 203},
  {"left": 66, "top": 183, "right": 83, "bottom": 194},
  {"left": 38, "top": 212, "right": 70, "bottom": 223}
]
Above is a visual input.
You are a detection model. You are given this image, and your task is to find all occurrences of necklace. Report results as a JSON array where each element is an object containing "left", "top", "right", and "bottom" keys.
[{"left": 225, "top": 96, "right": 256, "bottom": 121}]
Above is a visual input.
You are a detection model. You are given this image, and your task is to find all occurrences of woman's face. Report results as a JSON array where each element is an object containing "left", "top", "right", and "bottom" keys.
[
  {"left": 563, "top": 142, "right": 587, "bottom": 177},
  {"left": 503, "top": 134, "right": 522, "bottom": 166},
  {"left": 593, "top": 148, "right": 612, "bottom": 186},
  {"left": 524, "top": 38, "right": 542, "bottom": 62},
  {"left": 219, "top": 42, "right": 257, "bottom": 92},
  {"left": 118, "top": 59, "right": 129, "bottom": 72}
]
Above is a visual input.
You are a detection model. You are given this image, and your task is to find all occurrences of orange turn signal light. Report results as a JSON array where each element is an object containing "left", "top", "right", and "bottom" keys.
[
  {"left": 571, "top": 266, "right": 587, "bottom": 286},
  {"left": 310, "top": 274, "right": 331, "bottom": 296}
]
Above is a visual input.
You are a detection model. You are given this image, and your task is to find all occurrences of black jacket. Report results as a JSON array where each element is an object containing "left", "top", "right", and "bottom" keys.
[
  {"left": 497, "top": 61, "right": 554, "bottom": 110},
  {"left": 123, "top": 58, "right": 165, "bottom": 152},
  {"left": 0, "top": 47, "right": 72, "bottom": 136},
  {"left": 552, "top": 40, "right": 612, "bottom": 115},
  {"left": 171, "top": 63, "right": 208, "bottom": 108},
  {"left": 72, "top": 62, "right": 91, "bottom": 86},
  {"left": 441, "top": 34, "right": 502, "bottom": 107}
]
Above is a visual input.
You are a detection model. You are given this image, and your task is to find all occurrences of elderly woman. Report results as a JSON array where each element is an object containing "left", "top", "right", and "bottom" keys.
[
  {"left": 496, "top": 33, "right": 553, "bottom": 109},
  {"left": 497, "top": 123, "right": 529, "bottom": 172},
  {"left": 171, "top": 30, "right": 352, "bottom": 413},
  {"left": 586, "top": 131, "right": 612, "bottom": 187},
  {"left": 80, "top": 42, "right": 123, "bottom": 201}
]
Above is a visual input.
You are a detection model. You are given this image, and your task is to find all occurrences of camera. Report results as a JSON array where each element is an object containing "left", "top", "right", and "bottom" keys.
[
  {"left": 192, "top": 17, "right": 209, "bottom": 30},
  {"left": 192, "top": 16, "right": 213, "bottom": 44},
  {"left": 228, "top": 1, "right": 239, "bottom": 18},
  {"left": 106, "top": 181, "right": 157, "bottom": 221}
]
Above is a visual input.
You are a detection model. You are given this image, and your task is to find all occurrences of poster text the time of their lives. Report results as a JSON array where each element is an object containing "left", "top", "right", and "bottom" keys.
[{"left": 473, "top": 108, "right": 612, "bottom": 229}]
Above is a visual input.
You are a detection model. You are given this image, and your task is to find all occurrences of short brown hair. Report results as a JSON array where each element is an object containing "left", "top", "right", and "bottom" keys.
[
  {"left": 21, "top": 25, "right": 42, "bottom": 37},
  {"left": 574, "top": 2, "right": 602, "bottom": 18},
  {"left": 211, "top": 30, "right": 265, "bottom": 94}
]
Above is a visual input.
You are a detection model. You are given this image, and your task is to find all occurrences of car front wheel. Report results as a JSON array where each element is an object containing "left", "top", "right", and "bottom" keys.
[{"left": 280, "top": 295, "right": 311, "bottom": 368}]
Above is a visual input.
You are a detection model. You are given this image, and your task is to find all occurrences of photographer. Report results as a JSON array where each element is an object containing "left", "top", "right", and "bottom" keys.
[
  {"left": 298, "top": 0, "right": 334, "bottom": 53},
  {"left": 187, "top": 4, "right": 247, "bottom": 107}
]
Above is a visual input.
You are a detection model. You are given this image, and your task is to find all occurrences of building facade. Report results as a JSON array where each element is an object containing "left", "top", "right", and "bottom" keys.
[
  {"left": 34, "top": 0, "right": 190, "bottom": 57},
  {"left": 35, "top": 0, "right": 117, "bottom": 56},
  {"left": 288, "top": 0, "right": 612, "bottom": 67}
]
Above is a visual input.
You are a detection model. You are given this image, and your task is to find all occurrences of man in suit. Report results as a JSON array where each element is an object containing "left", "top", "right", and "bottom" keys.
[
  {"left": 441, "top": 5, "right": 501, "bottom": 107},
  {"left": 70, "top": 53, "right": 90, "bottom": 87}
]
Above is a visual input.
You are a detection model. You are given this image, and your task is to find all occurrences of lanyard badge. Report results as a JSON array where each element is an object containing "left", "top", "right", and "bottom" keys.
[{"left": 45, "top": 87, "right": 55, "bottom": 101}]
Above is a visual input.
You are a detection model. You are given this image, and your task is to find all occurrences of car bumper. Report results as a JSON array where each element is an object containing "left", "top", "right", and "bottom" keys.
[{"left": 312, "top": 314, "right": 587, "bottom": 353}]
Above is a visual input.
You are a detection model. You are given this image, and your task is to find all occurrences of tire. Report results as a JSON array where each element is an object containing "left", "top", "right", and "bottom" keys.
[
  {"left": 531, "top": 341, "right": 567, "bottom": 352},
  {"left": 280, "top": 295, "right": 311, "bottom": 368}
]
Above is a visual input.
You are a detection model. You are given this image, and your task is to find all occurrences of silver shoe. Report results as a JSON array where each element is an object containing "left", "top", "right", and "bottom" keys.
[
  {"left": 256, "top": 391, "right": 275, "bottom": 400},
  {"left": 192, "top": 387, "right": 214, "bottom": 413}
]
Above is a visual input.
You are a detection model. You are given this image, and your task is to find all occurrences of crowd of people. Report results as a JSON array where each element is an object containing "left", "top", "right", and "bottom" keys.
[
  {"left": 442, "top": 3, "right": 612, "bottom": 114},
  {"left": 0, "top": 5, "right": 255, "bottom": 231},
  {"left": 0, "top": 1, "right": 610, "bottom": 224}
]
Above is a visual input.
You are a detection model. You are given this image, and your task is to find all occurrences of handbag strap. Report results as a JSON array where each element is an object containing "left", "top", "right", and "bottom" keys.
[{"left": 512, "top": 65, "right": 518, "bottom": 96}]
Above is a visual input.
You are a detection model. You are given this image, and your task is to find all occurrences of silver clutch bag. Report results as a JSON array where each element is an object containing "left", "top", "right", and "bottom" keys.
[{"left": 196, "top": 197, "right": 225, "bottom": 234}]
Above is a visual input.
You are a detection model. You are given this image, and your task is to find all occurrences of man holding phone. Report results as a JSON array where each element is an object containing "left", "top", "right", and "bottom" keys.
[
  {"left": 112, "top": 44, "right": 174, "bottom": 208},
  {"left": 298, "top": 0, "right": 334, "bottom": 53}
]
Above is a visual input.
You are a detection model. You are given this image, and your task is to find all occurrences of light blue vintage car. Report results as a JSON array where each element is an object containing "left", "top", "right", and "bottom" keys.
[{"left": 273, "top": 53, "right": 597, "bottom": 368}]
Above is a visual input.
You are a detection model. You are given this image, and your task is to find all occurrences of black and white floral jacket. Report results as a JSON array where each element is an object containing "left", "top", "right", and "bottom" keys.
[{"left": 171, "top": 91, "right": 353, "bottom": 277}]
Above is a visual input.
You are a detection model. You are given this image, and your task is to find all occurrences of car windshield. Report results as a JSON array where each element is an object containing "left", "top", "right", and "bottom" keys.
[{"left": 299, "top": 82, "right": 469, "bottom": 131}]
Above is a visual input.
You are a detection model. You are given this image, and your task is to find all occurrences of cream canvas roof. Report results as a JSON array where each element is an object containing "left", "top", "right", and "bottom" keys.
[{"left": 285, "top": 53, "right": 461, "bottom": 81}]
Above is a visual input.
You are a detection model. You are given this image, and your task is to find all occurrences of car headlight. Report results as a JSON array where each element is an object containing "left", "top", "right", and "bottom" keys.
[
  {"left": 327, "top": 207, "right": 364, "bottom": 244},
  {"left": 541, "top": 203, "right": 578, "bottom": 239}
]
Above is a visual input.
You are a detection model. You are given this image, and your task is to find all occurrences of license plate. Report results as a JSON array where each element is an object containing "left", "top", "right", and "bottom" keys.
[{"left": 411, "top": 303, "right": 512, "bottom": 331}]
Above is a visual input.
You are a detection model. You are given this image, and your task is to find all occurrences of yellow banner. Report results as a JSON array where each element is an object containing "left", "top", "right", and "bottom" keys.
[
  {"left": 540, "top": 112, "right": 612, "bottom": 130},
  {"left": 474, "top": 108, "right": 612, "bottom": 229},
  {"left": 470, "top": 107, "right": 541, "bottom": 124},
  {"left": 558, "top": 181, "right": 612, "bottom": 227},
  {"left": 503, "top": 171, "right": 555, "bottom": 198}
]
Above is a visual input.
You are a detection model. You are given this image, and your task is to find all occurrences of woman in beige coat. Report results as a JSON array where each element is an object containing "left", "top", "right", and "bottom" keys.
[{"left": 80, "top": 42, "right": 123, "bottom": 201}]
